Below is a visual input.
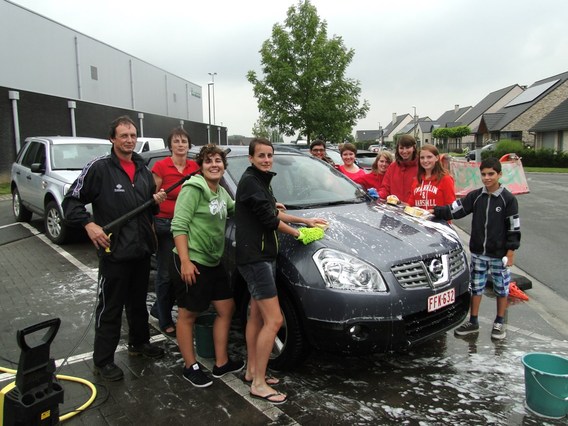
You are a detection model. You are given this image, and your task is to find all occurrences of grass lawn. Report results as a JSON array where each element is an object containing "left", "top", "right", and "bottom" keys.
[
  {"left": 524, "top": 167, "right": 568, "bottom": 173},
  {"left": 0, "top": 183, "right": 9, "bottom": 196}
]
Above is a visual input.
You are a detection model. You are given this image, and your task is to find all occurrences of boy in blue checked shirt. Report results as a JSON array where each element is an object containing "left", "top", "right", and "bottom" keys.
[{"left": 431, "top": 157, "right": 521, "bottom": 339}]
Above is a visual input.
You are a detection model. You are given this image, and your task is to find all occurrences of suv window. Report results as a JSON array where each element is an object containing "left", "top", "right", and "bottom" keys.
[
  {"left": 51, "top": 144, "right": 110, "bottom": 170},
  {"left": 21, "top": 142, "right": 46, "bottom": 168}
]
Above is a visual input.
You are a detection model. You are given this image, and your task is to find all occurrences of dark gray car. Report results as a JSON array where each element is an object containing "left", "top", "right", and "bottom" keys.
[{"left": 142, "top": 146, "right": 470, "bottom": 370}]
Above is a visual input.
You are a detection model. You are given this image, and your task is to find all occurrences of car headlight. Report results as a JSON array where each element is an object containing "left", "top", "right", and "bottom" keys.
[
  {"left": 313, "top": 249, "right": 388, "bottom": 292},
  {"left": 63, "top": 183, "right": 71, "bottom": 196}
]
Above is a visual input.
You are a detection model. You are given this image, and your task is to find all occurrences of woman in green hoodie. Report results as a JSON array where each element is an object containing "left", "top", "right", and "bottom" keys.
[{"left": 170, "top": 144, "right": 244, "bottom": 388}]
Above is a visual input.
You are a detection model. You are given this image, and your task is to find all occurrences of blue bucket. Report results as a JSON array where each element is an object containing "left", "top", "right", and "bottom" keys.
[{"left": 521, "top": 352, "right": 568, "bottom": 419}]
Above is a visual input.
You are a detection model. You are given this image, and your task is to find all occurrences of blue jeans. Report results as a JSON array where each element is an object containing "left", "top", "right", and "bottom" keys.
[{"left": 152, "top": 217, "right": 176, "bottom": 329}]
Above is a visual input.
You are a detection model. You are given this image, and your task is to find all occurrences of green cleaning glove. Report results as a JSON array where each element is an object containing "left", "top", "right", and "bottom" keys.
[{"left": 296, "top": 227, "right": 325, "bottom": 245}]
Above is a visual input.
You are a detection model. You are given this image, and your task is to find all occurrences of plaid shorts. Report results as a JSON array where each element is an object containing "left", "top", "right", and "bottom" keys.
[{"left": 470, "top": 254, "right": 510, "bottom": 297}]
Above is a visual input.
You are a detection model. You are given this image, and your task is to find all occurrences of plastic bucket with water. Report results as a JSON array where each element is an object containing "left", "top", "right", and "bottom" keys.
[
  {"left": 521, "top": 352, "right": 568, "bottom": 419},
  {"left": 195, "top": 313, "right": 216, "bottom": 358}
]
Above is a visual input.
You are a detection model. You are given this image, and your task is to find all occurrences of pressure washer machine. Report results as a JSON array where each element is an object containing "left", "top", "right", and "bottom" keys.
[{"left": 1, "top": 319, "right": 64, "bottom": 425}]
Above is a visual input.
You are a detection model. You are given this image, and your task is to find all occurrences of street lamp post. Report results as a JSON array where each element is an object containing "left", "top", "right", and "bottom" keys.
[{"left": 207, "top": 82, "right": 213, "bottom": 126}]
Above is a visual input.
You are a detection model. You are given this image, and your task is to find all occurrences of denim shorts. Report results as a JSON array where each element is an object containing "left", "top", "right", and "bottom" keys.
[
  {"left": 470, "top": 253, "right": 510, "bottom": 297},
  {"left": 238, "top": 261, "right": 277, "bottom": 300}
]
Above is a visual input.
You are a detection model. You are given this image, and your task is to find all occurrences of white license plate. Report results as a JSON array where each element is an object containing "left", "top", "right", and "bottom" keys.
[{"left": 428, "top": 288, "right": 455, "bottom": 312}]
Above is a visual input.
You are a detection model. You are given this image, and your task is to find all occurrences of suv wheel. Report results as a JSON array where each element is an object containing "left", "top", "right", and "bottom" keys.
[
  {"left": 44, "top": 201, "right": 68, "bottom": 244},
  {"left": 240, "top": 289, "right": 310, "bottom": 371},
  {"left": 12, "top": 188, "right": 33, "bottom": 222}
]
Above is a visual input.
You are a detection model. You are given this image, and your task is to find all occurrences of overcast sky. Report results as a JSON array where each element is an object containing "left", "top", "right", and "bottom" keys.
[{"left": 10, "top": 0, "right": 568, "bottom": 140}]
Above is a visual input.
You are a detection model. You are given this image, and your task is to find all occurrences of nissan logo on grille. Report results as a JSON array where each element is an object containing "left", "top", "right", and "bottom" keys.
[{"left": 428, "top": 259, "right": 444, "bottom": 280}]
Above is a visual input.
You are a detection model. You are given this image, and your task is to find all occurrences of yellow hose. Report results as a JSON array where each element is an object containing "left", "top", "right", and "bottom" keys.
[{"left": 0, "top": 366, "right": 97, "bottom": 422}]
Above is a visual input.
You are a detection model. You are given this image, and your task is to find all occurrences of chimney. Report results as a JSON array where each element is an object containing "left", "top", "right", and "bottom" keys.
[
  {"left": 454, "top": 104, "right": 459, "bottom": 113},
  {"left": 392, "top": 113, "right": 397, "bottom": 124}
]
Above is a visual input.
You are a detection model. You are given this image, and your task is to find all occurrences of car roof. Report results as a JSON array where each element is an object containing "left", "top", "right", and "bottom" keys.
[{"left": 25, "top": 136, "right": 110, "bottom": 145}]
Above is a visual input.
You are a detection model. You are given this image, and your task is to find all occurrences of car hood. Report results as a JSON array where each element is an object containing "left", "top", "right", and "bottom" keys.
[
  {"left": 293, "top": 201, "right": 462, "bottom": 271},
  {"left": 49, "top": 170, "right": 81, "bottom": 184}
]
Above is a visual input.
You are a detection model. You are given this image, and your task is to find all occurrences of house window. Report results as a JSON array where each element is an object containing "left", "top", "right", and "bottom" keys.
[{"left": 90, "top": 66, "right": 98, "bottom": 81}]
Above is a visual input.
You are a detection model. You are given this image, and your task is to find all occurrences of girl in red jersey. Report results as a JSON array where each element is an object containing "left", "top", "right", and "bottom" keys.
[{"left": 407, "top": 143, "right": 455, "bottom": 209}]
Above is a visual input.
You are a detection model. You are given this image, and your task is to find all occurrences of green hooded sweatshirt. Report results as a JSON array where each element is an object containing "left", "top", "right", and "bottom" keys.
[{"left": 171, "top": 174, "right": 235, "bottom": 267}]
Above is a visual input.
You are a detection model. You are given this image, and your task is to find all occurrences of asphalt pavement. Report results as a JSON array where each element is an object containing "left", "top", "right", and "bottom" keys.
[{"left": 0, "top": 193, "right": 567, "bottom": 425}]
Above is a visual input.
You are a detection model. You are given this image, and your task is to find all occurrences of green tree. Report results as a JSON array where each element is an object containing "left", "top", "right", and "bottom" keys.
[
  {"left": 247, "top": 0, "right": 369, "bottom": 143},
  {"left": 252, "top": 116, "right": 284, "bottom": 142},
  {"left": 251, "top": 118, "right": 270, "bottom": 139}
]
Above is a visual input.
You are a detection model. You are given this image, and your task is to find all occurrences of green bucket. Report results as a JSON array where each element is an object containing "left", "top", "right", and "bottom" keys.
[
  {"left": 194, "top": 313, "right": 216, "bottom": 358},
  {"left": 521, "top": 352, "right": 568, "bottom": 419}
]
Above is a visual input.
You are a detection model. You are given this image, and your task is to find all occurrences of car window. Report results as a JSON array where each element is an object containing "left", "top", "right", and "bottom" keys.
[
  {"left": 51, "top": 144, "right": 111, "bottom": 170},
  {"left": 21, "top": 142, "right": 45, "bottom": 168},
  {"left": 226, "top": 153, "right": 365, "bottom": 208}
]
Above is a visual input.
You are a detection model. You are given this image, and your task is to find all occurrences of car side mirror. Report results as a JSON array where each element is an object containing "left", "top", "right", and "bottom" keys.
[{"left": 30, "top": 163, "right": 45, "bottom": 173}]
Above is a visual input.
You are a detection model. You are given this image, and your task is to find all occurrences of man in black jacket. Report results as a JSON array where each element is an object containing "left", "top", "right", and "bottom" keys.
[{"left": 63, "top": 116, "right": 166, "bottom": 381}]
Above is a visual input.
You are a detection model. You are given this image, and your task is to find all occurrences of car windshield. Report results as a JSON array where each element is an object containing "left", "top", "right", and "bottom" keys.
[
  {"left": 226, "top": 153, "right": 367, "bottom": 208},
  {"left": 51, "top": 143, "right": 111, "bottom": 170}
]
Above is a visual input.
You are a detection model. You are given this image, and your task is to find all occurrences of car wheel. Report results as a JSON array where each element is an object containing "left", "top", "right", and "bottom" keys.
[
  {"left": 44, "top": 201, "right": 68, "bottom": 244},
  {"left": 239, "top": 289, "right": 310, "bottom": 371},
  {"left": 12, "top": 188, "right": 33, "bottom": 222}
]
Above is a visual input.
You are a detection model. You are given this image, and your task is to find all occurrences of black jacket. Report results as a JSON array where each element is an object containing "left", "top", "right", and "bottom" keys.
[
  {"left": 63, "top": 149, "right": 158, "bottom": 262},
  {"left": 235, "top": 165, "right": 280, "bottom": 265},
  {"left": 433, "top": 186, "right": 521, "bottom": 258}
]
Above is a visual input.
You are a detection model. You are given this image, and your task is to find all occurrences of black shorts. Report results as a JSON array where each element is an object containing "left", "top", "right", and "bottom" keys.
[{"left": 171, "top": 253, "right": 233, "bottom": 313}]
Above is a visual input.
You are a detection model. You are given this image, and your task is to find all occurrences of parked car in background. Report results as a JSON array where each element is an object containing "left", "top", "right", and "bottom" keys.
[
  {"left": 368, "top": 144, "right": 384, "bottom": 153},
  {"left": 11, "top": 136, "right": 111, "bottom": 243},
  {"left": 355, "top": 150, "right": 377, "bottom": 171},
  {"left": 141, "top": 146, "right": 470, "bottom": 370},
  {"left": 465, "top": 143, "right": 495, "bottom": 161},
  {"left": 325, "top": 148, "right": 342, "bottom": 165},
  {"left": 135, "top": 137, "right": 165, "bottom": 153}
]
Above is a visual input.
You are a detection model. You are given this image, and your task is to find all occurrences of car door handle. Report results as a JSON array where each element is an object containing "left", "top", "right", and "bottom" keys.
[{"left": 26, "top": 175, "right": 32, "bottom": 180}]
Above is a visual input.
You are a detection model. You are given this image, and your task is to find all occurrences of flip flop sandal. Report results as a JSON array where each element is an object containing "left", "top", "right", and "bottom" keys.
[
  {"left": 249, "top": 391, "right": 287, "bottom": 405},
  {"left": 243, "top": 375, "right": 280, "bottom": 386}
]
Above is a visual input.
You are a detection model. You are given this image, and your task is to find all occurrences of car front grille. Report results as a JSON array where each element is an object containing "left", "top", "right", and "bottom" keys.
[
  {"left": 404, "top": 292, "right": 470, "bottom": 342},
  {"left": 391, "top": 249, "right": 466, "bottom": 289}
]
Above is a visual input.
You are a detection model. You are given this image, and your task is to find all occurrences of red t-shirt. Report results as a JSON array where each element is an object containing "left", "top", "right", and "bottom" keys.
[
  {"left": 407, "top": 174, "right": 456, "bottom": 209},
  {"left": 353, "top": 172, "right": 385, "bottom": 190},
  {"left": 152, "top": 157, "right": 199, "bottom": 218},
  {"left": 338, "top": 165, "right": 366, "bottom": 181},
  {"left": 119, "top": 158, "right": 136, "bottom": 183}
]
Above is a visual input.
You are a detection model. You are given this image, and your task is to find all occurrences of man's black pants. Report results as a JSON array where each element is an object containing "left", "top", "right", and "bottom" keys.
[{"left": 93, "top": 257, "right": 151, "bottom": 367}]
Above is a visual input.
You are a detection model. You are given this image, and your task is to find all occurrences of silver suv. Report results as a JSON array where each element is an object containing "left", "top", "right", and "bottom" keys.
[{"left": 11, "top": 136, "right": 111, "bottom": 243}]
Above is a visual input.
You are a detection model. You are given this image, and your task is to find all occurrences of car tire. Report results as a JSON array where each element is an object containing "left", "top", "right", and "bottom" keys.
[
  {"left": 239, "top": 288, "right": 310, "bottom": 371},
  {"left": 12, "top": 188, "right": 33, "bottom": 222},
  {"left": 44, "top": 201, "right": 68, "bottom": 244}
]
